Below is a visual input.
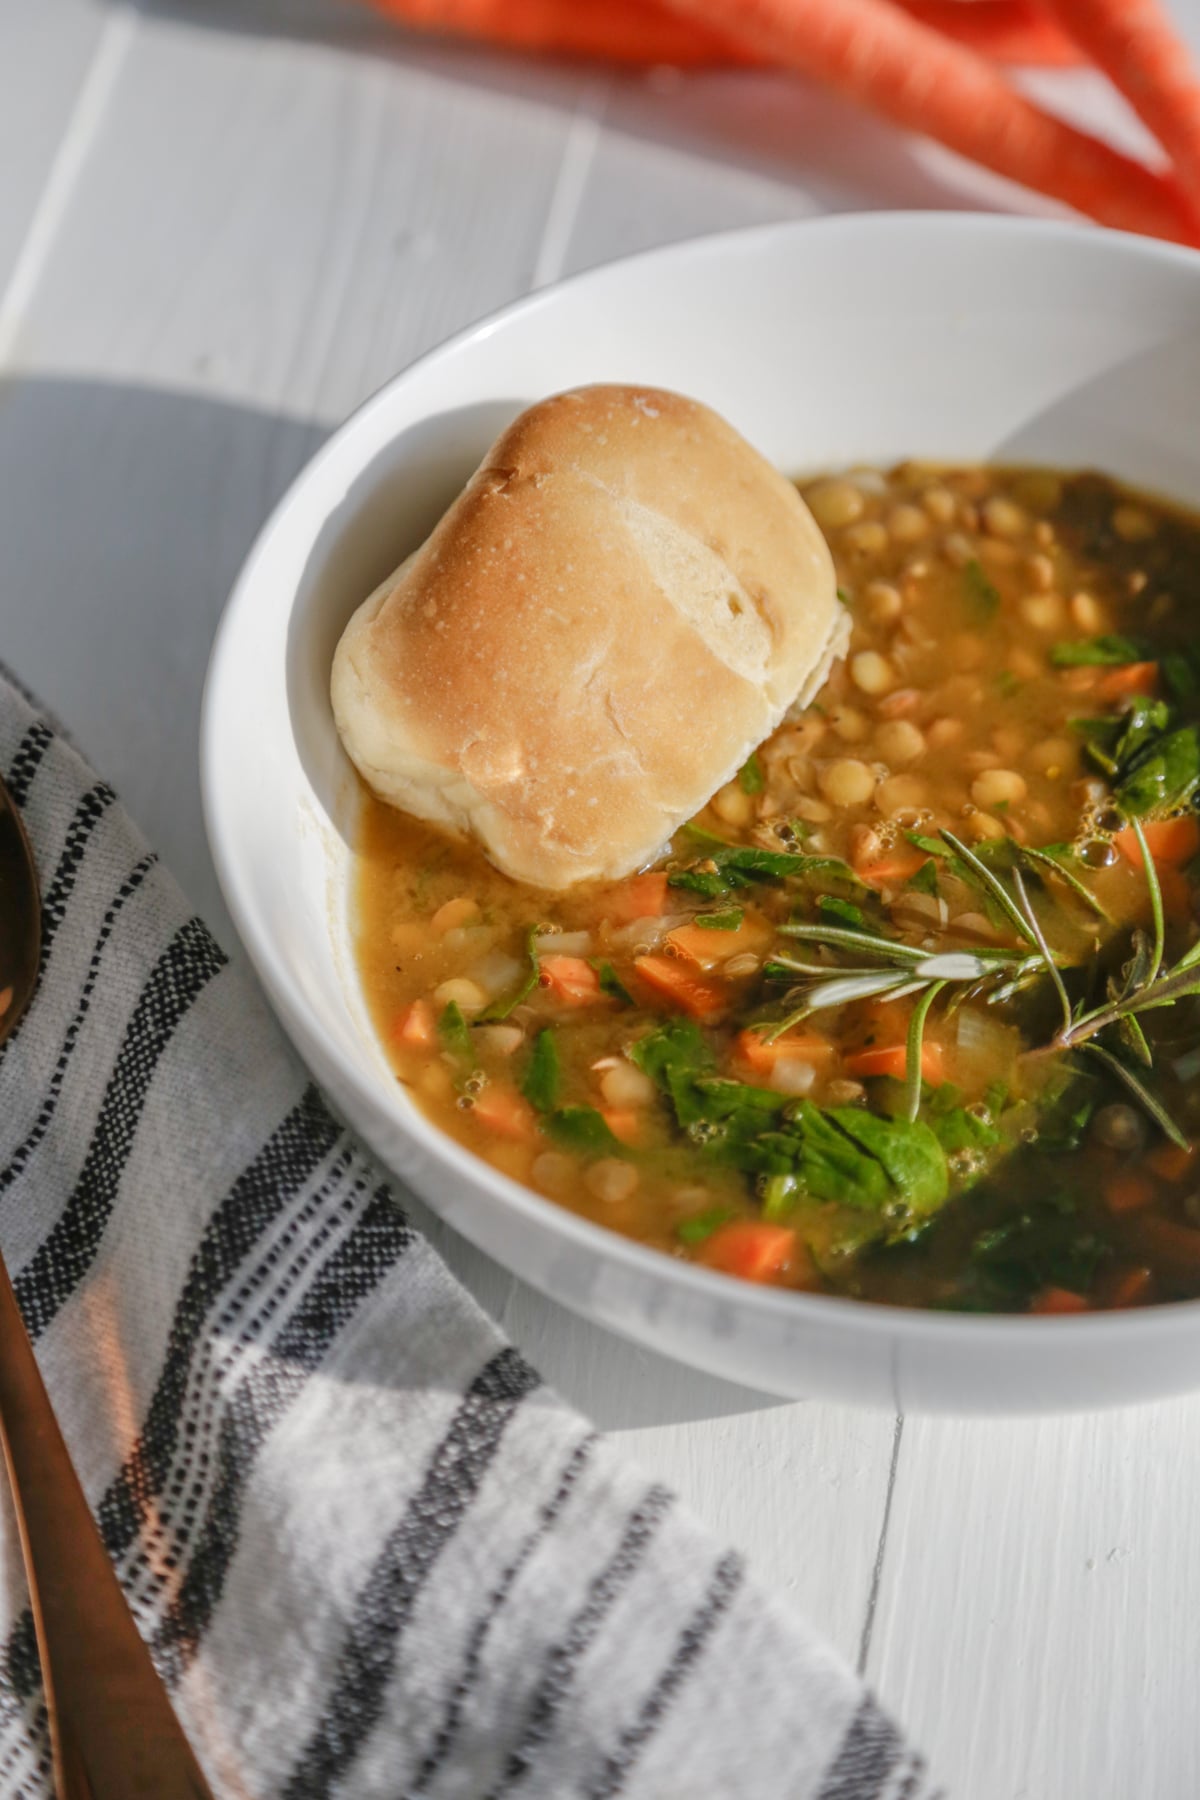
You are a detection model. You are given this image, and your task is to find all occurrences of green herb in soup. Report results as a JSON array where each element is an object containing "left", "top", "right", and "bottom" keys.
[{"left": 355, "top": 464, "right": 1200, "bottom": 1314}]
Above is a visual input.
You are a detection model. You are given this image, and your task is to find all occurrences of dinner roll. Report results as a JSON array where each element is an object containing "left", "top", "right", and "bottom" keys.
[{"left": 332, "top": 384, "right": 842, "bottom": 889}]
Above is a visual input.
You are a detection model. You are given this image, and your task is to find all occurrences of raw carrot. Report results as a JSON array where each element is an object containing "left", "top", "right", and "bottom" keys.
[
  {"left": 1104, "top": 1168, "right": 1158, "bottom": 1214},
  {"left": 633, "top": 954, "right": 728, "bottom": 1018},
  {"left": 397, "top": 998, "right": 436, "bottom": 1046},
  {"left": 896, "top": 1, "right": 1082, "bottom": 65},
  {"left": 363, "top": 0, "right": 758, "bottom": 65},
  {"left": 735, "top": 1027, "right": 837, "bottom": 1075},
  {"left": 1115, "top": 813, "right": 1200, "bottom": 870},
  {"left": 472, "top": 1084, "right": 537, "bottom": 1140},
  {"left": 1030, "top": 1285, "right": 1090, "bottom": 1313},
  {"left": 539, "top": 955, "right": 605, "bottom": 1005},
  {"left": 844, "top": 1040, "right": 945, "bottom": 1083},
  {"left": 657, "top": 0, "right": 1200, "bottom": 241},
  {"left": 605, "top": 871, "right": 671, "bottom": 922},
  {"left": 1094, "top": 660, "right": 1158, "bottom": 701},
  {"left": 1040, "top": 0, "right": 1200, "bottom": 217},
  {"left": 698, "top": 1220, "right": 799, "bottom": 1282}
]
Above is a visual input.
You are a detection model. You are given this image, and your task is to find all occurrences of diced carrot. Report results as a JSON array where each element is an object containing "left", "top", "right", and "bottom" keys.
[
  {"left": 396, "top": 998, "right": 436, "bottom": 1046},
  {"left": 844, "top": 1040, "right": 945, "bottom": 1083},
  {"left": 1147, "top": 1141, "right": 1198, "bottom": 1182},
  {"left": 1030, "top": 1286, "right": 1090, "bottom": 1314},
  {"left": 1134, "top": 1214, "right": 1200, "bottom": 1278},
  {"left": 734, "top": 1028, "right": 837, "bottom": 1076},
  {"left": 471, "top": 1084, "right": 537, "bottom": 1141},
  {"left": 1106, "top": 1265, "right": 1155, "bottom": 1309},
  {"left": 1094, "top": 660, "right": 1159, "bottom": 701},
  {"left": 1115, "top": 814, "right": 1200, "bottom": 870},
  {"left": 604, "top": 871, "right": 671, "bottom": 923},
  {"left": 698, "top": 1221, "right": 799, "bottom": 1284},
  {"left": 666, "top": 916, "right": 764, "bottom": 969},
  {"left": 1104, "top": 1168, "right": 1158, "bottom": 1214},
  {"left": 855, "top": 847, "right": 926, "bottom": 888},
  {"left": 633, "top": 954, "right": 727, "bottom": 1019},
  {"left": 539, "top": 955, "right": 604, "bottom": 1006},
  {"left": 602, "top": 1108, "right": 644, "bottom": 1147}
]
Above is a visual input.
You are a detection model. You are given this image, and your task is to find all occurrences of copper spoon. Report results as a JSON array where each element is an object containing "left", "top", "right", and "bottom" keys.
[{"left": 0, "top": 773, "right": 213, "bottom": 1798}]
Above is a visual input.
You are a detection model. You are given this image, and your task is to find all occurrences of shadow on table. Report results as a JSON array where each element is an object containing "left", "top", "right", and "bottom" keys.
[
  {"left": 0, "top": 373, "right": 326, "bottom": 947},
  {"left": 123, "top": 0, "right": 1032, "bottom": 232}
]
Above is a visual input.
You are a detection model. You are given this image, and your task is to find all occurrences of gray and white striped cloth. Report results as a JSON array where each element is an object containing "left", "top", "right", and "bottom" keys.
[{"left": 0, "top": 667, "right": 937, "bottom": 1800}]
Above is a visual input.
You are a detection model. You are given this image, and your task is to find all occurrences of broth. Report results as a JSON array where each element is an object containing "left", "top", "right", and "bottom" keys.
[{"left": 353, "top": 464, "right": 1200, "bottom": 1313}]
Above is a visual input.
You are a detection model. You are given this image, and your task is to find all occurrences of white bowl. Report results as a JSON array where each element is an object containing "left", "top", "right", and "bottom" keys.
[{"left": 203, "top": 213, "right": 1200, "bottom": 1414}]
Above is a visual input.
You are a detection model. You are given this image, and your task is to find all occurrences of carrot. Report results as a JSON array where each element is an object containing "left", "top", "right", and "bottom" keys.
[
  {"left": 472, "top": 1084, "right": 537, "bottom": 1140},
  {"left": 895, "top": 1, "right": 1083, "bottom": 65},
  {"left": 1115, "top": 813, "right": 1200, "bottom": 870},
  {"left": 633, "top": 954, "right": 728, "bottom": 1018},
  {"left": 1146, "top": 1141, "right": 1197, "bottom": 1182},
  {"left": 1133, "top": 1214, "right": 1200, "bottom": 1279},
  {"left": 1105, "top": 1265, "right": 1155, "bottom": 1309},
  {"left": 735, "top": 1027, "right": 837, "bottom": 1075},
  {"left": 364, "top": 0, "right": 759, "bottom": 65},
  {"left": 605, "top": 871, "right": 671, "bottom": 922},
  {"left": 854, "top": 845, "right": 926, "bottom": 888},
  {"left": 603, "top": 1107, "right": 645, "bottom": 1147},
  {"left": 397, "top": 998, "right": 436, "bottom": 1046},
  {"left": 657, "top": 0, "right": 1200, "bottom": 242},
  {"left": 1104, "top": 1168, "right": 1158, "bottom": 1214},
  {"left": 666, "top": 916, "right": 764, "bottom": 969},
  {"left": 698, "top": 1220, "right": 799, "bottom": 1282},
  {"left": 844, "top": 1040, "right": 945, "bottom": 1083},
  {"left": 1094, "top": 660, "right": 1159, "bottom": 702},
  {"left": 1030, "top": 1285, "right": 1090, "bottom": 1313},
  {"left": 539, "top": 955, "right": 605, "bottom": 1006},
  {"left": 1039, "top": 0, "right": 1200, "bottom": 218}
]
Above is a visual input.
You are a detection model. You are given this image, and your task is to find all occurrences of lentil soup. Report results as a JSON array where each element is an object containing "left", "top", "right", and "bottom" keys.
[{"left": 354, "top": 464, "right": 1200, "bottom": 1314}]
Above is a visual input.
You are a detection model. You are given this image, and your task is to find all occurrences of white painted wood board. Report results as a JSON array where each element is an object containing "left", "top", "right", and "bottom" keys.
[{"left": 5, "top": 2, "right": 1200, "bottom": 1790}]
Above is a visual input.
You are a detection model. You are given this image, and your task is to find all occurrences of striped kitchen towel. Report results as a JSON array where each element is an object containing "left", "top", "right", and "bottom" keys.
[{"left": 0, "top": 666, "right": 937, "bottom": 1800}]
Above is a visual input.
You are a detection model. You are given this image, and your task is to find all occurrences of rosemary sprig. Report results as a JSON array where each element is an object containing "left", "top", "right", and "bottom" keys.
[{"left": 762, "top": 819, "right": 1200, "bottom": 1144}]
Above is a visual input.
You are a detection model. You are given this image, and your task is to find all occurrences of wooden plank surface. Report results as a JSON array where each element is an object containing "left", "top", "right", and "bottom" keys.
[{"left": 5, "top": 1, "right": 1200, "bottom": 1789}]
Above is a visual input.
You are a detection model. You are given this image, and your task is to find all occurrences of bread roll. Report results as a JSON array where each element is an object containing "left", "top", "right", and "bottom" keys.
[{"left": 332, "top": 384, "right": 842, "bottom": 889}]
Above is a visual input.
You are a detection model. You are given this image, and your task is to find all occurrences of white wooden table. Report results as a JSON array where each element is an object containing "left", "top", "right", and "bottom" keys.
[{"left": 5, "top": 3, "right": 1200, "bottom": 1793}]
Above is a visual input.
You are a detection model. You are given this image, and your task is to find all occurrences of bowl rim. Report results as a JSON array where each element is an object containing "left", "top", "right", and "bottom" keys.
[{"left": 202, "top": 207, "right": 1200, "bottom": 1349}]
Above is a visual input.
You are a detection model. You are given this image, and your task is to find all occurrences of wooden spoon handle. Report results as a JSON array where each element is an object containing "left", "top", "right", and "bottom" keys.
[{"left": 0, "top": 1254, "right": 213, "bottom": 1798}]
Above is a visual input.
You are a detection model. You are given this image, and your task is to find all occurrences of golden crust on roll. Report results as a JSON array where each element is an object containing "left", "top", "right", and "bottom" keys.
[{"left": 331, "top": 384, "right": 843, "bottom": 890}]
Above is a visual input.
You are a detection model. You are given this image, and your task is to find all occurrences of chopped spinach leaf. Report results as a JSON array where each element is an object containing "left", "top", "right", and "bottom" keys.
[
  {"left": 479, "top": 926, "right": 541, "bottom": 1021},
  {"left": 437, "top": 1001, "right": 475, "bottom": 1062},
  {"left": 543, "top": 1106, "right": 624, "bottom": 1157},
  {"left": 817, "top": 895, "right": 867, "bottom": 928},
  {"left": 1116, "top": 724, "right": 1200, "bottom": 818},
  {"left": 1051, "top": 634, "right": 1147, "bottom": 667},
  {"left": 693, "top": 907, "right": 745, "bottom": 931},
  {"left": 522, "top": 1030, "right": 561, "bottom": 1114},
  {"left": 970, "top": 1203, "right": 1111, "bottom": 1306},
  {"left": 738, "top": 752, "right": 764, "bottom": 794},
  {"left": 676, "top": 1206, "right": 737, "bottom": 1245},
  {"left": 905, "top": 857, "right": 940, "bottom": 897},
  {"left": 668, "top": 867, "right": 736, "bottom": 897},
  {"left": 963, "top": 559, "right": 1000, "bottom": 621},
  {"left": 593, "top": 960, "right": 634, "bottom": 1004}
]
